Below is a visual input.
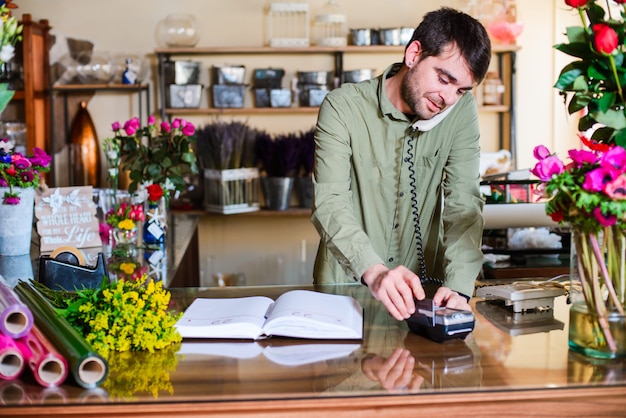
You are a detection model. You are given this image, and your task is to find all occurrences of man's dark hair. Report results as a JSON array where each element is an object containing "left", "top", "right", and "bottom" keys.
[{"left": 406, "top": 7, "right": 491, "bottom": 84}]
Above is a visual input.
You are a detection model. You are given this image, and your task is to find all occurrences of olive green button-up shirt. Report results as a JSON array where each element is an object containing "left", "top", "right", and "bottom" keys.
[{"left": 311, "top": 64, "right": 484, "bottom": 298}]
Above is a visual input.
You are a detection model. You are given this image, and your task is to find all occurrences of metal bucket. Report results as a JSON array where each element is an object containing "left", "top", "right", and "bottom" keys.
[{"left": 261, "top": 177, "right": 294, "bottom": 211}]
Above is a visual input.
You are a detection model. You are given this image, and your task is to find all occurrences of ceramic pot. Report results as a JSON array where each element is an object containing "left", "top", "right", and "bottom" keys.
[{"left": 0, "top": 187, "right": 34, "bottom": 256}]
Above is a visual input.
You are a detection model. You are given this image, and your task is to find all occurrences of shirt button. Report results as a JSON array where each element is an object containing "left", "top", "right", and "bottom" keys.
[
  {"left": 394, "top": 224, "right": 399, "bottom": 229},
  {"left": 388, "top": 257, "right": 394, "bottom": 262},
  {"left": 399, "top": 192, "right": 404, "bottom": 197}
]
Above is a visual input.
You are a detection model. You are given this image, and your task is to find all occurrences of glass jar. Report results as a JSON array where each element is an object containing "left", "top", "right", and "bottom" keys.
[
  {"left": 158, "top": 14, "right": 199, "bottom": 47},
  {"left": 482, "top": 72, "right": 504, "bottom": 105}
]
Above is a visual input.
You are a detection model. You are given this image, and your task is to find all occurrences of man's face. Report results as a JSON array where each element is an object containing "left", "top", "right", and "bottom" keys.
[{"left": 401, "top": 44, "right": 474, "bottom": 120}]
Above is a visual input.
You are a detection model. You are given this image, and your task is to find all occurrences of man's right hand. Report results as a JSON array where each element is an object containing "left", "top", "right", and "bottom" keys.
[{"left": 361, "top": 264, "right": 425, "bottom": 320}]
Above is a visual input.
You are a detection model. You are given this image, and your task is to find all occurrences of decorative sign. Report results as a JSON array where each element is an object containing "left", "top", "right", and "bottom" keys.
[{"left": 34, "top": 186, "right": 101, "bottom": 252}]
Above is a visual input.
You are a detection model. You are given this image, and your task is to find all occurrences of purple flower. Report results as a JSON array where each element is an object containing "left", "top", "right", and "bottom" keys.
[
  {"left": 182, "top": 122, "right": 195, "bottom": 136},
  {"left": 600, "top": 145, "right": 626, "bottom": 173},
  {"left": 533, "top": 145, "right": 552, "bottom": 160},
  {"left": 13, "top": 156, "right": 32, "bottom": 170},
  {"left": 531, "top": 155, "right": 564, "bottom": 181},
  {"left": 593, "top": 207, "right": 617, "bottom": 226},
  {"left": 2, "top": 195, "right": 20, "bottom": 205},
  {"left": 583, "top": 167, "right": 614, "bottom": 192},
  {"left": 568, "top": 148, "right": 598, "bottom": 167},
  {"left": 30, "top": 147, "right": 52, "bottom": 168}
]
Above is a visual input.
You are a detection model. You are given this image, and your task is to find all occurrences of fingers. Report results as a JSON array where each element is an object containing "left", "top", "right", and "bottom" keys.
[
  {"left": 432, "top": 287, "right": 472, "bottom": 311},
  {"left": 369, "top": 266, "right": 420, "bottom": 320}
]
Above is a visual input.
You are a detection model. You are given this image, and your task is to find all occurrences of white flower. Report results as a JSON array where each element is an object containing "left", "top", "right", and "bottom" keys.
[
  {"left": 0, "top": 44, "right": 15, "bottom": 64},
  {"left": 106, "top": 150, "right": 119, "bottom": 161},
  {"left": 163, "top": 178, "right": 176, "bottom": 191},
  {"left": 0, "top": 137, "right": 15, "bottom": 152}
]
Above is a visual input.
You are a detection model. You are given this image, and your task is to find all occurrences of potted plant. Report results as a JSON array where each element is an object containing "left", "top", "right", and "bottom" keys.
[
  {"left": 295, "top": 127, "right": 315, "bottom": 209},
  {"left": 255, "top": 131, "right": 301, "bottom": 211},
  {"left": 0, "top": 140, "right": 51, "bottom": 256},
  {"left": 195, "top": 120, "right": 260, "bottom": 214},
  {"left": 105, "top": 115, "right": 198, "bottom": 247}
]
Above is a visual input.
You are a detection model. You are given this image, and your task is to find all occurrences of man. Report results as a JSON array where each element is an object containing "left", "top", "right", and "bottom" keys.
[{"left": 311, "top": 7, "right": 490, "bottom": 321}]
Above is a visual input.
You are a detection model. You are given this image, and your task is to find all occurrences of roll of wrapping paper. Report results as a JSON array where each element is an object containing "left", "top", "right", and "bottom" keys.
[
  {"left": 15, "top": 324, "right": 68, "bottom": 387},
  {"left": 0, "top": 331, "right": 25, "bottom": 380},
  {"left": 13, "top": 281, "right": 108, "bottom": 389},
  {"left": 0, "top": 280, "right": 33, "bottom": 339}
]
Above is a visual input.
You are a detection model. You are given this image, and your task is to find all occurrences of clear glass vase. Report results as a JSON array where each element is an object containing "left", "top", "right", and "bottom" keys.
[
  {"left": 569, "top": 226, "right": 626, "bottom": 359},
  {"left": 569, "top": 301, "right": 626, "bottom": 359}
]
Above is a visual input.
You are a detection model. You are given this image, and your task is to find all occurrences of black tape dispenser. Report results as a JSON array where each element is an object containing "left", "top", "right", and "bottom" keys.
[{"left": 38, "top": 246, "right": 109, "bottom": 290}]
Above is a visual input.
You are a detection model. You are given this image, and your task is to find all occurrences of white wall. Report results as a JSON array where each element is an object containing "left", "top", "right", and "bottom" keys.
[{"left": 15, "top": 0, "right": 572, "bottom": 286}]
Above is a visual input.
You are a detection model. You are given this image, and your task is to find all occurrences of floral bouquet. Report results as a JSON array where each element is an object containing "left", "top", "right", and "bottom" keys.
[
  {"left": 0, "top": 140, "right": 51, "bottom": 204},
  {"left": 105, "top": 201, "right": 145, "bottom": 231},
  {"left": 106, "top": 115, "right": 198, "bottom": 201},
  {"left": 31, "top": 275, "right": 182, "bottom": 356},
  {"left": 538, "top": 0, "right": 626, "bottom": 357}
]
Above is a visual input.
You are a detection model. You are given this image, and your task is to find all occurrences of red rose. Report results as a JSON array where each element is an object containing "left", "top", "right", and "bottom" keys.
[
  {"left": 146, "top": 183, "right": 164, "bottom": 202},
  {"left": 592, "top": 23, "right": 618, "bottom": 55},
  {"left": 565, "top": 0, "right": 589, "bottom": 7},
  {"left": 614, "top": 0, "right": 626, "bottom": 3}
]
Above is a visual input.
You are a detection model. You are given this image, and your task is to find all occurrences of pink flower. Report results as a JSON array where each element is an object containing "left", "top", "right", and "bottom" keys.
[
  {"left": 171, "top": 118, "right": 181, "bottom": 129},
  {"left": 600, "top": 145, "right": 626, "bottom": 172},
  {"left": 148, "top": 115, "right": 156, "bottom": 125},
  {"left": 182, "top": 122, "right": 195, "bottom": 136},
  {"left": 533, "top": 145, "right": 552, "bottom": 160},
  {"left": 531, "top": 155, "right": 564, "bottom": 181},
  {"left": 568, "top": 148, "right": 598, "bottom": 167},
  {"left": 12, "top": 156, "right": 32, "bottom": 170},
  {"left": 123, "top": 117, "right": 141, "bottom": 136},
  {"left": 583, "top": 167, "right": 613, "bottom": 192},
  {"left": 111, "top": 121, "right": 121, "bottom": 132},
  {"left": 593, "top": 207, "right": 617, "bottom": 226},
  {"left": 31, "top": 147, "right": 52, "bottom": 168},
  {"left": 2, "top": 195, "right": 20, "bottom": 205},
  {"left": 604, "top": 175, "right": 626, "bottom": 200},
  {"left": 160, "top": 121, "right": 171, "bottom": 133}
]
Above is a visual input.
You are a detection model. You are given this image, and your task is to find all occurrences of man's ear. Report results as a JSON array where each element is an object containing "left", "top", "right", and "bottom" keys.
[{"left": 404, "top": 40, "right": 421, "bottom": 67}]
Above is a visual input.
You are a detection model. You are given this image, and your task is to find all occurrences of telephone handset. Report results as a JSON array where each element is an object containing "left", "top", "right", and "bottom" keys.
[{"left": 404, "top": 127, "right": 475, "bottom": 342}]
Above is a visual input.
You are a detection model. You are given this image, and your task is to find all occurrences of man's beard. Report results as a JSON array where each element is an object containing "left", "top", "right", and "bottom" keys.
[{"left": 400, "top": 69, "right": 441, "bottom": 120}]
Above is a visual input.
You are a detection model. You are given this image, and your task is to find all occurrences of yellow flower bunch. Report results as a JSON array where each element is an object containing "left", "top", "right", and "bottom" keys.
[{"left": 36, "top": 275, "right": 182, "bottom": 356}]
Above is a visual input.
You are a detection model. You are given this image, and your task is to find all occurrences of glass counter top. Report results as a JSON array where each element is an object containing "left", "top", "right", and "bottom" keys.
[{"left": 1, "top": 283, "right": 625, "bottom": 417}]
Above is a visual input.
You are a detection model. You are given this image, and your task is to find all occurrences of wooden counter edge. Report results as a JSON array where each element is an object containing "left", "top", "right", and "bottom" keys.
[{"left": 3, "top": 385, "right": 625, "bottom": 417}]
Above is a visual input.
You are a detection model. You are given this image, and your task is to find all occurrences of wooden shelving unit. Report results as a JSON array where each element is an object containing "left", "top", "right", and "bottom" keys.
[{"left": 5, "top": 14, "right": 51, "bottom": 154}]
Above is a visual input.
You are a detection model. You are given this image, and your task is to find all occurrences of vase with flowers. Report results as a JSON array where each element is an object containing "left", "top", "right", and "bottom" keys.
[
  {"left": 105, "top": 115, "right": 198, "bottom": 248},
  {"left": 533, "top": 0, "right": 626, "bottom": 359},
  {"left": 0, "top": 139, "right": 51, "bottom": 255},
  {"left": 104, "top": 201, "right": 144, "bottom": 257}
]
